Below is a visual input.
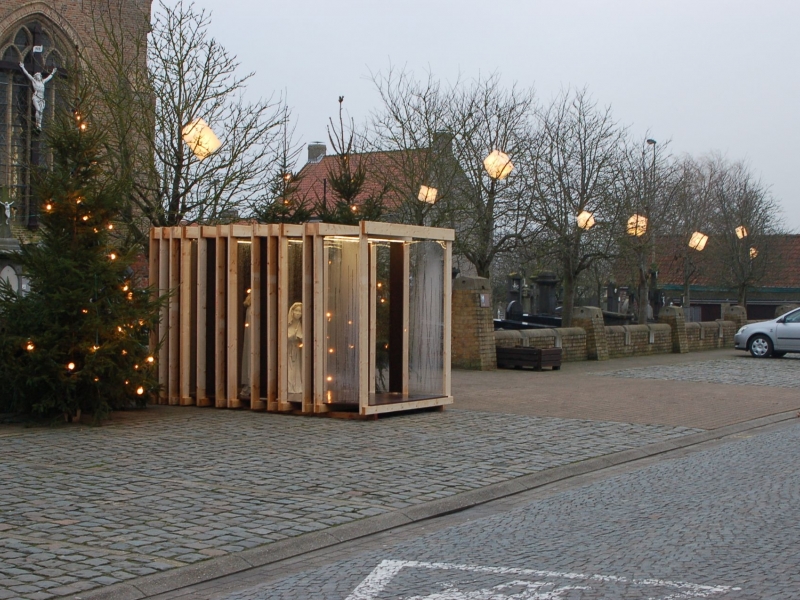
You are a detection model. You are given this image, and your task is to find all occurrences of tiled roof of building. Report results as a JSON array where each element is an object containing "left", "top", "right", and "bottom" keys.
[
  {"left": 291, "top": 149, "right": 427, "bottom": 211},
  {"left": 653, "top": 234, "right": 800, "bottom": 289}
]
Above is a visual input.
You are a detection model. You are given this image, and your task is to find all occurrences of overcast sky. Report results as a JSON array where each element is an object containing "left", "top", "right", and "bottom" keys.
[{"left": 178, "top": 0, "right": 799, "bottom": 232}]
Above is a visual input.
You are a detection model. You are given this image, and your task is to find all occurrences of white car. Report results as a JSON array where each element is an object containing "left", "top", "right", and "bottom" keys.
[{"left": 734, "top": 307, "right": 800, "bottom": 358}]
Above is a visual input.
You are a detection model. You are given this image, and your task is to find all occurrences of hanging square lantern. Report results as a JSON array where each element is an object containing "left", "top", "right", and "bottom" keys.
[
  {"left": 182, "top": 118, "right": 222, "bottom": 160},
  {"left": 418, "top": 185, "right": 438, "bottom": 204},
  {"left": 735, "top": 225, "right": 748, "bottom": 239},
  {"left": 688, "top": 231, "right": 709, "bottom": 251},
  {"left": 483, "top": 150, "right": 514, "bottom": 180},
  {"left": 626, "top": 214, "right": 647, "bottom": 236},
  {"left": 576, "top": 210, "right": 596, "bottom": 230},
  {"left": 750, "top": 247, "right": 758, "bottom": 259}
]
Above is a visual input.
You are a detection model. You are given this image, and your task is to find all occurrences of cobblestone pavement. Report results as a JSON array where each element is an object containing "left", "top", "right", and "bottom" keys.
[
  {"left": 0, "top": 409, "right": 700, "bottom": 599},
  {"left": 217, "top": 422, "right": 800, "bottom": 599},
  {"left": 595, "top": 356, "right": 800, "bottom": 388}
]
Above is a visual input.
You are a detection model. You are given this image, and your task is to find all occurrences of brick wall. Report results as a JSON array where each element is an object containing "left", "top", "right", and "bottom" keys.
[
  {"left": 686, "top": 321, "right": 737, "bottom": 352},
  {"left": 451, "top": 276, "right": 496, "bottom": 370},
  {"left": 494, "top": 327, "right": 587, "bottom": 361}
]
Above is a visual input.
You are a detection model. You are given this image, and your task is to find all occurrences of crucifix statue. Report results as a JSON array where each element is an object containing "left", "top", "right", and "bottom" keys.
[{"left": 19, "top": 63, "right": 57, "bottom": 131}]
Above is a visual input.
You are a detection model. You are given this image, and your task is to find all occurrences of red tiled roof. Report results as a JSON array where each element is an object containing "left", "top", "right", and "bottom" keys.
[
  {"left": 653, "top": 234, "right": 800, "bottom": 289},
  {"left": 291, "top": 149, "right": 428, "bottom": 211}
]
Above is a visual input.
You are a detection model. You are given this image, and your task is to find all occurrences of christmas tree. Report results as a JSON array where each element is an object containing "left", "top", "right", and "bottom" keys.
[{"left": 0, "top": 106, "right": 164, "bottom": 422}]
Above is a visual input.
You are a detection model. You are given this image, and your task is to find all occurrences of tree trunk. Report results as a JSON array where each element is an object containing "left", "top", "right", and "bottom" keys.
[
  {"left": 683, "top": 279, "right": 691, "bottom": 321},
  {"left": 738, "top": 284, "right": 747, "bottom": 308},
  {"left": 561, "top": 271, "right": 575, "bottom": 327}
]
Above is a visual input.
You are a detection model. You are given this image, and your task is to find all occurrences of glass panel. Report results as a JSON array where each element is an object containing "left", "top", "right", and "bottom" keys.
[
  {"left": 408, "top": 240, "right": 444, "bottom": 396},
  {"left": 324, "top": 237, "right": 360, "bottom": 404},
  {"left": 373, "top": 243, "right": 391, "bottom": 393},
  {"left": 238, "top": 241, "right": 251, "bottom": 399},
  {"left": 286, "top": 239, "right": 303, "bottom": 402}
]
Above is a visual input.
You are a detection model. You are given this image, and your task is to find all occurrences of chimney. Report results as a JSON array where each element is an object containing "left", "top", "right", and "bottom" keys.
[{"left": 308, "top": 142, "right": 326, "bottom": 163}]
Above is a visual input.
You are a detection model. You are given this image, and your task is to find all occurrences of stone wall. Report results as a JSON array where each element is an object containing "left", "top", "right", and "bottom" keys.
[{"left": 493, "top": 305, "right": 737, "bottom": 365}]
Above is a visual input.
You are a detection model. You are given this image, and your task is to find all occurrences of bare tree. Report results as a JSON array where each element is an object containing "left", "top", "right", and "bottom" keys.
[
  {"left": 87, "top": 1, "right": 288, "bottom": 245},
  {"left": 618, "top": 136, "right": 676, "bottom": 323},
  {"left": 448, "top": 74, "right": 537, "bottom": 278},
  {"left": 660, "top": 156, "right": 716, "bottom": 313},
  {"left": 367, "top": 67, "right": 463, "bottom": 227},
  {"left": 525, "top": 88, "right": 627, "bottom": 326},
  {"left": 708, "top": 157, "right": 782, "bottom": 306}
]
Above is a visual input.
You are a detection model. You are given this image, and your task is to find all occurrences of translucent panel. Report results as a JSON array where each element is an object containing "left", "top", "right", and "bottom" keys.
[
  {"left": 324, "top": 238, "right": 360, "bottom": 404},
  {"left": 373, "top": 243, "right": 391, "bottom": 393},
  {"left": 408, "top": 240, "right": 444, "bottom": 396},
  {"left": 238, "top": 241, "right": 251, "bottom": 398},
  {"left": 286, "top": 239, "right": 303, "bottom": 401}
]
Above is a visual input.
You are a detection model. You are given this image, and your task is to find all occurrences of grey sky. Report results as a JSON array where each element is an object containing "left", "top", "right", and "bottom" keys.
[{"left": 181, "top": 0, "right": 799, "bottom": 232}]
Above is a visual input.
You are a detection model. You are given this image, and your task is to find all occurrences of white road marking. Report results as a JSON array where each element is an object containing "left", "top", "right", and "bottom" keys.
[{"left": 345, "top": 560, "right": 741, "bottom": 600}]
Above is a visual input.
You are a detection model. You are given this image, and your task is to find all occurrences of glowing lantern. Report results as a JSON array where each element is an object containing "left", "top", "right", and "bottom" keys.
[
  {"left": 182, "top": 118, "right": 222, "bottom": 160},
  {"left": 483, "top": 150, "right": 514, "bottom": 180},
  {"left": 67, "top": 362, "right": 75, "bottom": 371},
  {"left": 146, "top": 356, "right": 155, "bottom": 364},
  {"left": 25, "top": 341, "right": 34, "bottom": 351},
  {"left": 626, "top": 214, "right": 648, "bottom": 236},
  {"left": 109, "top": 253, "right": 117, "bottom": 261},
  {"left": 418, "top": 185, "right": 438, "bottom": 204},
  {"left": 688, "top": 231, "right": 709, "bottom": 251},
  {"left": 750, "top": 247, "right": 758, "bottom": 259},
  {"left": 136, "top": 386, "right": 145, "bottom": 395},
  {"left": 735, "top": 226, "right": 748, "bottom": 239},
  {"left": 576, "top": 210, "right": 596, "bottom": 230}
]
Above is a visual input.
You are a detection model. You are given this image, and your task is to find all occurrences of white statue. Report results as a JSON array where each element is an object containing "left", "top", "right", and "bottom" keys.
[
  {"left": 287, "top": 302, "right": 303, "bottom": 396},
  {"left": 19, "top": 63, "right": 57, "bottom": 130},
  {"left": 0, "top": 201, "right": 12, "bottom": 223}
]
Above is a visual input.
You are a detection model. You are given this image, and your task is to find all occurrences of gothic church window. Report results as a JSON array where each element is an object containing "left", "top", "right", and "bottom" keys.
[{"left": 0, "top": 18, "right": 69, "bottom": 229}]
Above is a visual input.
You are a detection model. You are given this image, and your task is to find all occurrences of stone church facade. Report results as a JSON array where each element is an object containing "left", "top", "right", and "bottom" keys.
[{"left": 0, "top": 0, "right": 151, "bottom": 290}]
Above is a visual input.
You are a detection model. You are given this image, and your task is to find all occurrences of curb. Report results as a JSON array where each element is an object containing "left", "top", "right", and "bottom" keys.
[{"left": 76, "top": 409, "right": 799, "bottom": 599}]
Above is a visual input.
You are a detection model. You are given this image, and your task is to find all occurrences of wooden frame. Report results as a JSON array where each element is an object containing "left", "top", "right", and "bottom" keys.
[{"left": 150, "top": 221, "right": 454, "bottom": 417}]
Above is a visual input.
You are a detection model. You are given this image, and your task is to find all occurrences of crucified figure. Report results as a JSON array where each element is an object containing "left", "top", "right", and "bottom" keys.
[{"left": 19, "top": 63, "right": 57, "bottom": 130}]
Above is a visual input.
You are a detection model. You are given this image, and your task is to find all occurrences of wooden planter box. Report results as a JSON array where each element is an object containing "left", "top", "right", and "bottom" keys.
[
  {"left": 496, "top": 347, "right": 562, "bottom": 371},
  {"left": 149, "top": 221, "right": 454, "bottom": 417}
]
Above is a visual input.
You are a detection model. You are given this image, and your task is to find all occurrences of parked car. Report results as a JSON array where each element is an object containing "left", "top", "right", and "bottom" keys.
[{"left": 734, "top": 307, "right": 800, "bottom": 358}]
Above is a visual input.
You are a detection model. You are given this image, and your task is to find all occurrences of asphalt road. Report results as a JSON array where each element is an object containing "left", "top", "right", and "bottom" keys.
[{"left": 164, "top": 419, "right": 800, "bottom": 600}]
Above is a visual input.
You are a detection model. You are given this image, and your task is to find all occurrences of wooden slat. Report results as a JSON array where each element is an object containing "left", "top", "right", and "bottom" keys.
[
  {"left": 249, "top": 234, "right": 264, "bottom": 410},
  {"left": 266, "top": 235, "right": 279, "bottom": 411},
  {"left": 214, "top": 232, "right": 226, "bottom": 407},
  {"left": 315, "top": 223, "right": 360, "bottom": 237},
  {"left": 276, "top": 235, "right": 290, "bottom": 411},
  {"left": 402, "top": 242, "right": 410, "bottom": 396},
  {"left": 361, "top": 220, "right": 455, "bottom": 241},
  {"left": 362, "top": 396, "right": 453, "bottom": 415},
  {"left": 158, "top": 236, "right": 169, "bottom": 403},
  {"left": 168, "top": 229, "right": 180, "bottom": 405},
  {"left": 148, "top": 229, "right": 159, "bottom": 404},
  {"left": 179, "top": 233, "right": 194, "bottom": 405},
  {"left": 226, "top": 232, "right": 241, "bottom": 408},
  {"left": 443, "top": 240, "right": 452, "bottom": 398},
  {"left": 196, "top": 237, "right": 210, "bottom": 406}
]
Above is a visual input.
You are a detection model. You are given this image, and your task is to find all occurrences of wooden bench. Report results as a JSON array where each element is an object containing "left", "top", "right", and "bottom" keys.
[{"left": 496, "top": 346, "right": 562, "bottom": 371}]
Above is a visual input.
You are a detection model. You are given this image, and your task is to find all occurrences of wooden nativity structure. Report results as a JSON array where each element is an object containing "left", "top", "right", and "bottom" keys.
[{"left": 149, "top": 221, "right": 454, "bottom": 416}]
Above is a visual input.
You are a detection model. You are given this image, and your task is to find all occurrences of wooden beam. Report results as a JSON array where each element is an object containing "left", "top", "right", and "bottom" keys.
[
  {"left": 158, "top": 235, "right": 169, "bottom": 404},
  {"left": 368, "top": 243, "right": 377, "bottom": 396},
  {"left": 443, "top": 240, "right": 452, "bottom": 398},
  {"left": 196, "top": 236, "right": 210, "bottom": 406},
  {"left": 168, "top": 228, "right": 181, "bottom": 405},
  {"left": 179, "top": 232, "right": 194, "bottom": 405},
  {"left": 313, "top": 234, "right": 325, "bottom": 411},
  {"left": 249, "top": 234, "right": 264, "bottom": 410},
  {"left": 148, "top": 229, "right": 159, "bottom": 404},
  {"left": 361, "top": 220, "right": 455, "bottom": 241},
  {"left": 227, "top": 231, "right": 241, "bottom": 408},
  {"left": 361, "top": 396, "right": 453, "bottom": 415},
  {"left": 267, "top": 234, "right": 278, "bottom": 411},
  {"left": 402, "top": 242, "right": 410, "bottom": 396},
  {"left": 214, "top": 232, "right": 226, "bottom": 407},
  {"left": 277, "top": 235, "right": 290, "bottom": 411}
]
